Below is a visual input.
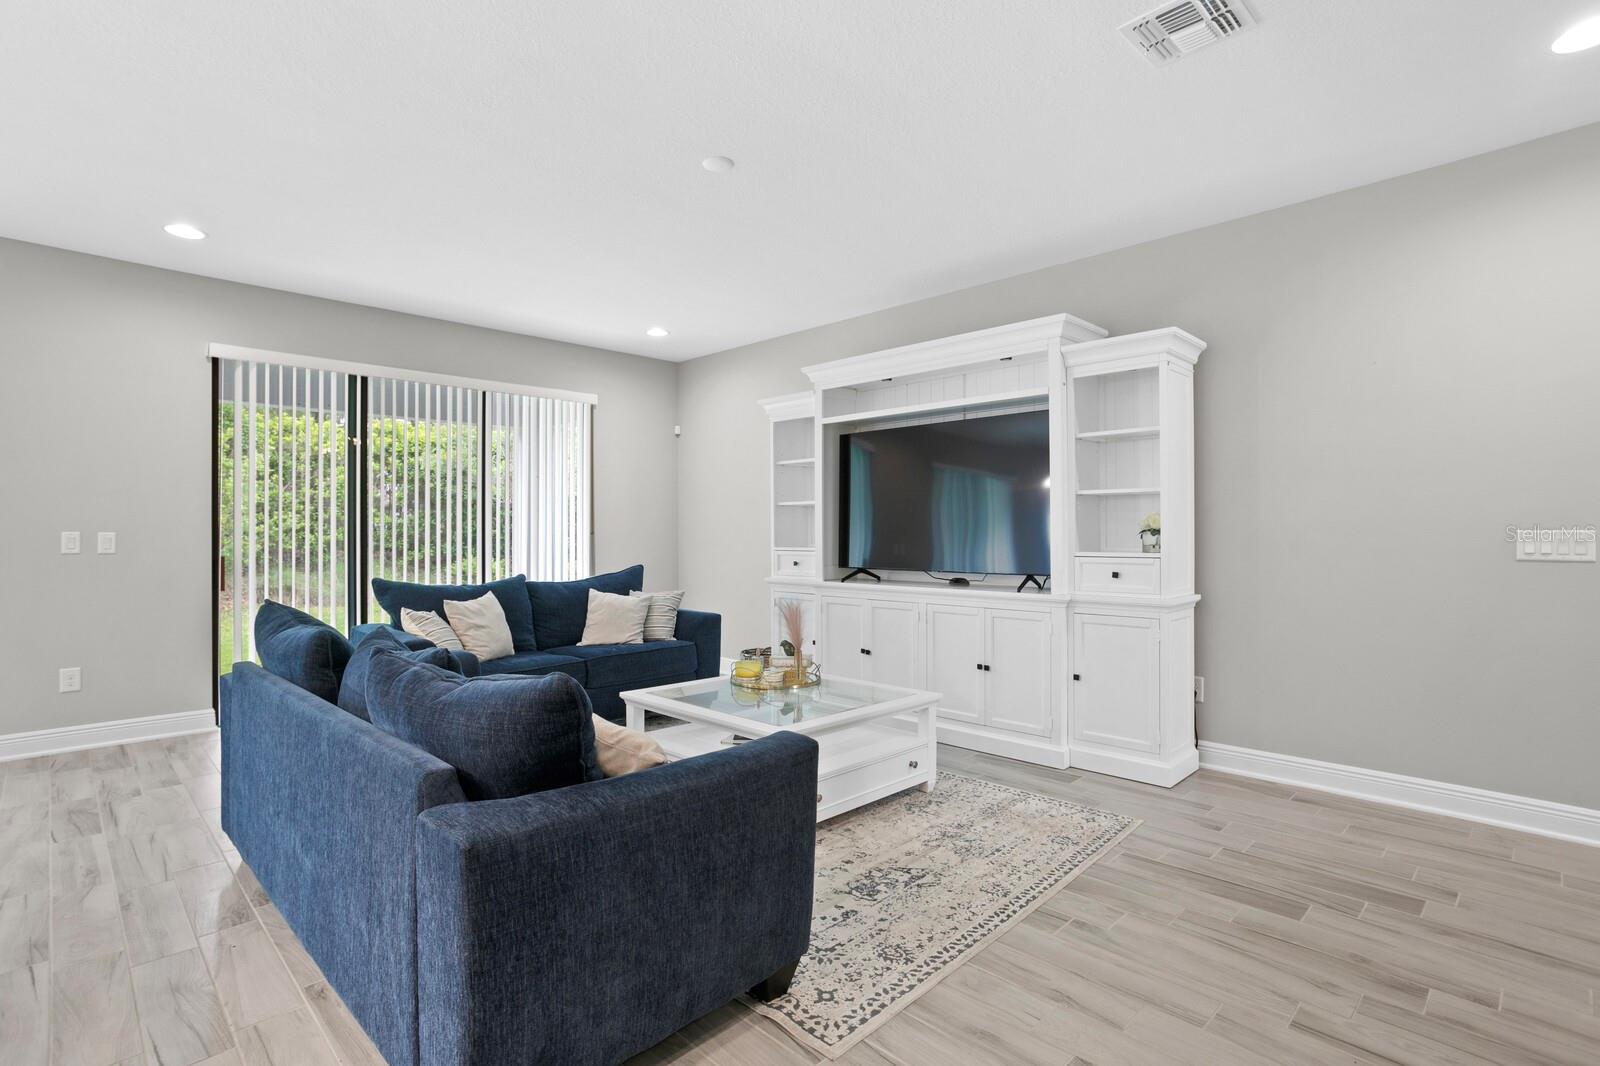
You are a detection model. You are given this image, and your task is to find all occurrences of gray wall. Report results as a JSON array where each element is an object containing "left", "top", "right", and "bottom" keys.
[
  {"left": 676, "top": 121, "right": 1600, "bottom": 809},
  {"left": 0, "top": 239, "right": 679, "bottom": 738}
]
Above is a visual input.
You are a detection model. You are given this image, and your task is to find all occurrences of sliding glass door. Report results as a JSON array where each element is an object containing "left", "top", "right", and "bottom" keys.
[
  {"left": 366, "top": 378, "right": 482, "bottom": 619},
  {"left": 215, "top": 353, "right": 592, "bottom": 676},
  {"left": 216, "top": 362, "right": 352, "bottom": 673}
]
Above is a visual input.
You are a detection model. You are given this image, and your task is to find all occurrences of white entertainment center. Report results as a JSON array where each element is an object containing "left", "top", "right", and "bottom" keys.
[{"left": 759, "top": 313, "right": 1204, "bottom": 786}]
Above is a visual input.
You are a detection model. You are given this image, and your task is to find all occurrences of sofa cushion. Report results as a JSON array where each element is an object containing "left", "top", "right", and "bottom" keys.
[
  {"left": 527, "top": 565, "right": 644, "bottom": 651},
  {"left": 365, "top": 650, "right": 602, "bottom": 800},
  {"left": 401, "top": 608, "right": 464, "bottom": 651},
  {"left": 543, "top": 639, "right": 696, "bottom": 689},
  {"left": 372, "top": 574, "right": 536, "bottom": 653},
  {"left": 253, "top": 600, "right": 352, "bottom": 704},
  {"left": 443, "top": 591, "right": 516, "bottom": 660},
  {"left": 592, "top": 715, "right": 667, "bottom": 777},
  {"left": 337, "top": 628, "right": 457, "bottom": 722},
  {"left": 477, "top": 651, "right": 587, "bottom": 684},
  {"left": 577, "top": 589, "right": 647, "bottom": 646}
]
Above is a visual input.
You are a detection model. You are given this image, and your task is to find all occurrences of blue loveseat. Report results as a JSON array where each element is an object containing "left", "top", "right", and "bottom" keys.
[
  {"left": 355, "top": 565, "right": 720, "bottom": 721},
  {"left": 221, "top": 618, "right": 817, "bottom": 1066}
]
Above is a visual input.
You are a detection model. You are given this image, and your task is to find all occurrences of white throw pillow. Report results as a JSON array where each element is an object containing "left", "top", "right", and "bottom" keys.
[
  {"left": 592, "top": 715, "right": 667, "bottom": 776},
  {"left": 578, "top": 589, "right": 648, "bottom": 646},
  {"left": 443, "top": 592, "right": 515, "bottom": 660},
  {"left": 400, "top": 608, "right": 465, "bottom": 652},
  {"left": 629, "top": 589, "right": 684, "bottom": 641}
]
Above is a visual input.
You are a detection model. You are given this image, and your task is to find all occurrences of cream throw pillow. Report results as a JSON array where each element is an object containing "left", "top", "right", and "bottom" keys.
[
  {"left": 630, "top": 589, "right": 684, "bottom": 641},
  {"left": 400, "top": 608, "right": 465, "bottom": 652},
  {"left": 592, "top": 715, "right": 666, "bottom": 776},
  {"left": 578, "top": 589, "right": 648, "bottom": 646},
  {"left": 443, "top": 592, "right": 515, "bottom": 660}
]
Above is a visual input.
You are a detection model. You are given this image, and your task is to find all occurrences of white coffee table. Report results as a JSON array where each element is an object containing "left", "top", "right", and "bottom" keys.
[{"left": 622, "top": 674, "right": 941, "bottom": 822}]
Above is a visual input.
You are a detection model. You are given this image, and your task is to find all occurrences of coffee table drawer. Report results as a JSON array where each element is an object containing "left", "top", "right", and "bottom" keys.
[{"left": 817, "top": 748, "right": 926, "bottom": 818}]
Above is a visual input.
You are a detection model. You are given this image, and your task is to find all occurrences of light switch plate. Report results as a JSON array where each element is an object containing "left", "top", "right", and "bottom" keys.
[
  {"left": 1513, "top": 526, "right": 1596, "bottom": 563},
  {"left": 97, "top": 532, "right": 117, "bottom": 554},
  {"left": 59, "top": 667, "right": 81, "bottom": 693},
  {"left": 61, "top": 531, "right": 81, "bottom": 554}
]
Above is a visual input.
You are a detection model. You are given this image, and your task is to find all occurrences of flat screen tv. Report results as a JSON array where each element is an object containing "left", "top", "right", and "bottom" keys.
[{"left": 839, "top": 410, "right": 1050, "bottom": 576}]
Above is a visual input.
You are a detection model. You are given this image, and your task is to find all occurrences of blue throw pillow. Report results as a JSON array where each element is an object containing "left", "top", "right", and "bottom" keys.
[
  {"left": 253, "top": 601, "right": 352, "bottom": 704},
  {"left": 370, "top": 574, "right": 537, "bottom": 653},
  {"left": 364, "top": 649, "right": 603, "bottom": 800},
  {"left": 527, "top": 565, "right": 645, "bottom": 650},
  {"left": 337, "top": 628, "right": 457, "bottom": 722}
]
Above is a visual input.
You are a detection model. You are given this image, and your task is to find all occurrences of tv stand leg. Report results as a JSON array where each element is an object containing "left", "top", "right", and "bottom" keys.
[
  {"left": 1017, "top": 574, "right": 1046, "bottom": 593},
  {"left": 842, "top": 568, "right": 881, "bottom": 583}
]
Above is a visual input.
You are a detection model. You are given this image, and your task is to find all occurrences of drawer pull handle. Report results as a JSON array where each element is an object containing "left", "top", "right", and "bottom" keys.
[
  {"left": 791, "top": 559, "right": 799, "bottom": 566},
  {"left": 1073, "top": 673, "right": 1081, "bottom": 681},
  {"left": 816, "top": 793, "right": 823, "bottom": 804},
  {"left": 1111, "top": 571, "right": 1121, "bottom": 579},
  {"left": 976, "top": 663, "right": 983, "bottom": 671},
  {"left": 861, "top": 648, "right": 872, "bottom": 656},
  {"left": 909, "top": 760, "right": 919, "bottom": 769}
]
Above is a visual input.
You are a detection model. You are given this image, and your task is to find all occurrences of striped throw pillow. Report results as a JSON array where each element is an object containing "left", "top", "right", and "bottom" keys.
[
  {"left": 630, "top": 589, "right": 685, "bottom": 642},
  {"left": 401, "top": 608, "right": 466, "bottom": 652}
]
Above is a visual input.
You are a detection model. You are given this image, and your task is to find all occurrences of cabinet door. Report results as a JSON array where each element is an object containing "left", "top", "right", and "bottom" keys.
[
  {"left": 770, "top": 592, "right": 818, "bottom": 658},
  {"left": 819, "top": 597, "right": 867, "bottom": 681},
  {"left": 924, "top": 603, "right": 985, "bottom": 724},
  {"left": 866, "top": 599, "right": 921, "bottom": 689},
  {"left": 1071, "top": 613, "right": 1160, "bottom": 753},
  {"left": 984, "top": 609, "right": 1054, "bottom": 737}
]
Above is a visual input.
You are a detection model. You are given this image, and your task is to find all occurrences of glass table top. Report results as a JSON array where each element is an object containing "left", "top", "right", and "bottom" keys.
[{"left": 643, "top": 675, "right": 915, "bottom": 729}]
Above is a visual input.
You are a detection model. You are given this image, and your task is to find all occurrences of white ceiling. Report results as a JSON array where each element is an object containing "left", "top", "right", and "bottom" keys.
[{"left": 4, "top": 1, "right": 1600, "bottom": 361}]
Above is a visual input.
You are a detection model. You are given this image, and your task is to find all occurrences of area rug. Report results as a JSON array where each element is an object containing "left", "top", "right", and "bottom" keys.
[{"left": 744, "top": 771, "right": 1138, "bottom": 1059}]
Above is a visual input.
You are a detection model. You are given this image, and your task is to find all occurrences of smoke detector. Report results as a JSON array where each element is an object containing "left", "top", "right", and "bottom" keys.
[{"left": 1120, "top": 0, "right": 1257, "bottom": 66}]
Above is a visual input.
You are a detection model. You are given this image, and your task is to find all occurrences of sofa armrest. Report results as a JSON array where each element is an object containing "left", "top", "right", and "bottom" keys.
[
  {"left": 221, "top": 664, "right": 466, "bottom": 1066},
  {"left": 416, "top": 732, "right": 817, "bottom": 1066},
  {"left": 674, "top": 608, "right": 721, "bottom": 679},
  {"left": 349, "top": 622, "right": 479, "bottom": 676}
]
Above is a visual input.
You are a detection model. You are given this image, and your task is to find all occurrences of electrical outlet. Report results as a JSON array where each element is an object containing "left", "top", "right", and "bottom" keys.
[
  {"left": 97, "top": 532, "right": 117, "bottom": 554},
  {"left": 59, "top": 667, "right": 82, "bottom": 693},
  {"left": 61, "top": 531, "right": 81, "bottom": 554},
  {"left": 1194, "top": 676, "right": 1205, "bottom": 703}
]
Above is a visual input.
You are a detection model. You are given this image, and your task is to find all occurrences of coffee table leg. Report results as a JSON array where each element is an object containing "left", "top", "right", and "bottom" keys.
[
  {"left": 920, "top": 702, "right": 937, "bottom": 792},
  {"left": 625, "top": 699, "right": 645, "bottom": 733}
]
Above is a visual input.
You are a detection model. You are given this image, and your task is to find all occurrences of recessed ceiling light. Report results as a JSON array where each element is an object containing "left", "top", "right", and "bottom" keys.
[
  {"left": 163, "top": 222, "right": 206, "bottom": 240},
  {"left": 646, "top": 326, "right": 670, "bottom": 338},
  {"left": 700, "top": 156, "right": 735, "bottom": 173},
  {"left": 1553, "top": 15, "right": 1600, "bottom": 53}
]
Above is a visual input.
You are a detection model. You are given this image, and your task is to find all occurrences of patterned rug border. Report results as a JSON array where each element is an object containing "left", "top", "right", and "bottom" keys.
[{"left": 742, "top": 771, "right": 1141, "bottom": 1060}]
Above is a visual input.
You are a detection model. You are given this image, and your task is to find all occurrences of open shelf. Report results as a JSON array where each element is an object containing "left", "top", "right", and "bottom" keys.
[
  {"left": 1077, "top": 426, "right": 1160, "bottom": 441},
  {"left": 1073, "top": 367, "right": 1158, "bottom": 435},
  {"left": 819, "top": 386, "right": 1047, "bottom": 426}
]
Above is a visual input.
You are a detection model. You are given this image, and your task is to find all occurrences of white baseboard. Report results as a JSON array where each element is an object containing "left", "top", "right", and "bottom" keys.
[
  {"left": 1198, "top": 740, "right": 1600, "bottom": 847},
  {"left": 1073, "top": 745, "right": 1199, "bottom": 788},
  {"left": 935, "top": 721, "right": 1071, "bottom": 770},
  {"left": 0, "top": 709, "right": 217, "bottom": 764}
]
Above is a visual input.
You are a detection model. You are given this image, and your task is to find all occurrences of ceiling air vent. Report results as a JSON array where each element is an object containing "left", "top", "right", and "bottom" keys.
[{"left": 1120, "top": 0, "right": 1257, "bottom": 66}]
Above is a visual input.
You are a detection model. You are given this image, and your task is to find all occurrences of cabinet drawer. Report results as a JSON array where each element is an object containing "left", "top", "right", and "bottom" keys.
[
  {"left": 1074, "top": 557, "right": 1159, "bottom": 594},
  {"left": 775, "top": 550, "right": 817, "bottom": 576},
  {"left": 817, "top": 748, "right": 926, "bottom": 818}
]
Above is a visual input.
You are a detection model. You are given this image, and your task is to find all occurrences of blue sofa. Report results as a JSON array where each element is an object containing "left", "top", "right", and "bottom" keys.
[
  {"left": 355, "top": 565, "right": 720, "bottom": 722},
  {"left": 221, "top": 654, "right": 817, "bottom": 1065}
]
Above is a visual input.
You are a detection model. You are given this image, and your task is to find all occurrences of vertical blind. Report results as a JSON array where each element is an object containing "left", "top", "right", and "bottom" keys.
[
  {"left": 218, "top": 355, "right": 592, "bottom": 670},
  {"left": 218, "top": 361, "right": 351, "bottom": 666}
]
